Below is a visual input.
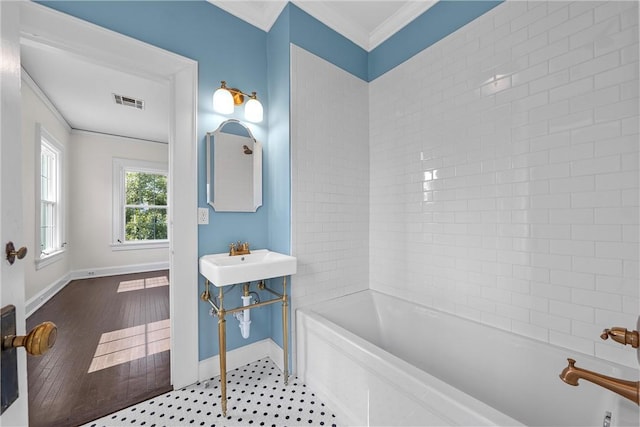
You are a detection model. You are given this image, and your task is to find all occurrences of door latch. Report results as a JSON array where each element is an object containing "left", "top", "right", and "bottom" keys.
[{"left": 1, "top": 305, "right": 57, "bottom": 414}]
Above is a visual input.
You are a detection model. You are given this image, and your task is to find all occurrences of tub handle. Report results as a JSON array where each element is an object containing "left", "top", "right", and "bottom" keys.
[{"left": 600, "top": 327, "right": 639, "bottom": 348}]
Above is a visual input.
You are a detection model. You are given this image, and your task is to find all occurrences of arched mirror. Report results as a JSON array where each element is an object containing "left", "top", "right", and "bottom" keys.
[{"left": 206, "top": 119, "right": 262, "bottom": 212}]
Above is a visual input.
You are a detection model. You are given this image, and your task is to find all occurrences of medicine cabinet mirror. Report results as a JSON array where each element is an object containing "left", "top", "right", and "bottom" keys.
[{"left": 206, "top": 119, "right": 262, "bottom": 212}]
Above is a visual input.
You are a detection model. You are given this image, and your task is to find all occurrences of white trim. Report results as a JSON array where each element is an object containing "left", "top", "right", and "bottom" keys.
[
  {"left": 69, "top": 261, "right": 169, "bottom": 281},
  {"left": 207, "top": 0, "right": 287, "bottom": 32},
  {"left": 34, "top": 248, "right": 64, "bottom": 270},
  {"left": 209, "top": 0, "right": 431, "bottom": 48},
  {"left": 26, "top": 261, "right": 170, "bottom": 317},
  {"left": 20, "top": 2, "right": 199, "bottom": 390},
  {"left": 21, "top": 68, "right": 72, "bottom": 132},
  {"left": 293, "top": 1, "right": 368, "bottom": 49},
  {"left": 1, "top": 2, "right": 29, "bottom": 424},
  {"left": 71, "top": 128, "right": 167, "bottom": 146},
  {"left": 267, "top": 338, "right": 286, "bottom": 373},
  {"left": 20, "top": 4, "right": 193, "bottom": 83},
  {"left": 35, "top": 123, "right": 66, "bottom": 264},
  {"left": 25, "top": 272, "right": 71, "bottom": 317},
  {"left": 113, "top": 157, "right": 168, "bottom": 173},
  {"left": 198, "top": 339, "right": 284, "bottom": 381},
  {"left": 112, "top": 157, "right": 169, "bottom": 246},
  {"left": 111, "top": 241, "right": 169, "bottom": 251},
  {"left": 169, "top": 62, "right": 199, "bottom": 390},
  {"left": 368, "top": 1, "right": 437, "bottom": 50}
]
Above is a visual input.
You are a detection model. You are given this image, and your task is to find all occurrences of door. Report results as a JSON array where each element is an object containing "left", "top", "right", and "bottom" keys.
[{"left": 1, "top": 1, "right": 30, "bottom": 425}]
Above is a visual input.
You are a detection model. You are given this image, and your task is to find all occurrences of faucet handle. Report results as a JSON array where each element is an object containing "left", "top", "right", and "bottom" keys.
[{"left": 600, "top": 327, "right": 639, "bottom": 348}]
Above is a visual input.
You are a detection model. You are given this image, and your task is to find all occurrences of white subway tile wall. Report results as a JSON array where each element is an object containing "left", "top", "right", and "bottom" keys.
[
  {"left": 369, "top": 1, "right": 638, "bottom": 368},
  {"left": 290, "top": 45, "right": 370, "bottom": 312}
]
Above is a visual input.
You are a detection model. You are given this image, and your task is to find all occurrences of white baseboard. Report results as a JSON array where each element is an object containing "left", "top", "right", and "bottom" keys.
[
  {"left": 198, "top": 338, "right": 284, "bottom": 381},
  {"left": 26, "top": 261, "right": 170, "bottom": 317},
  {"left": 70, "top": 261, "right": 169, "bottom": 281},
  {"left": 26, "top": 272, "right": 72, "bottom": 317}
]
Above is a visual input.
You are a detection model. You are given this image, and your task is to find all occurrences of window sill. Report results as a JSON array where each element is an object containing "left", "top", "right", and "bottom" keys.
[
  {"left": 111, "top": 241, "right": 169, "bottom": 251},
  {"left": 35, "top": 249, "right": 65, "bottom": 270}
]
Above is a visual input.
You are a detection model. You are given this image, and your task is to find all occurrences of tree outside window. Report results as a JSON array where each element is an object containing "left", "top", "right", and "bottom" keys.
[
  {"left": 112, "top": 158, "right": 168, "bottom": 249},
  {"left": 124, "top": 171, "right": 167, "bottom": 241}
]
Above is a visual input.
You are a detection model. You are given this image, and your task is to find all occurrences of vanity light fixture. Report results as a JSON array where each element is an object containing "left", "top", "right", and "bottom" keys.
[{"left": 213, "top": 80, "right": 263, "bottom": 123}]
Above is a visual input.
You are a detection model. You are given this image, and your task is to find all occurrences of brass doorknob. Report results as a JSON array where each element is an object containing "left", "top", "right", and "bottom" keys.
[
  {"left": 5, "top": 241, "right": 27, "bottom": 265},
  {"left": 2, "top": 321, "right": 57, "bottom": 356}
]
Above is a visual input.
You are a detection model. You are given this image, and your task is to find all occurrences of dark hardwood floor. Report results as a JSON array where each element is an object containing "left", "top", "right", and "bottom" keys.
[{"left": 27, "top": 270, "right": 172, "bottom": 427}]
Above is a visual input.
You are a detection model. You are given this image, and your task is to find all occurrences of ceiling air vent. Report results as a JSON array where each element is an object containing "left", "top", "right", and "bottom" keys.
[{"left": 113, "top": 93, "right": 145, "bottom": 110}]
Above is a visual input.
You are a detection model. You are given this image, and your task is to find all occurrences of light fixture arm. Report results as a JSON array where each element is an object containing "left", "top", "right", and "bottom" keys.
[
  {"left": 218, "top": 81, "right": 260, "bottom": 105},
  {"left": 213, "top": 81, "right": 263, "bottom": 123}
]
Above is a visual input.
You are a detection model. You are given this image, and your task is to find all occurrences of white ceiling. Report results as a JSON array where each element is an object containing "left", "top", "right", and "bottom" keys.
[
  {"left": 21, "top": 38, "right": 170, "bottom": 144},
  {"left": 20, "top": 1, "right": 435, "bottom": 143}
]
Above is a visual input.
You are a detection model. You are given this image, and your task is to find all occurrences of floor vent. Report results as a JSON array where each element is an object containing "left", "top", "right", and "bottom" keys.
[{"left": 113, "top": 94, "right": 144, "bottom": 110}]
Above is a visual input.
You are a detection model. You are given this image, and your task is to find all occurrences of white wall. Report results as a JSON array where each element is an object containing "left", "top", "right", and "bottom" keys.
[
  {"left": 21, "top": 74, "right": 71, "bottom": 301},
  {"left": 69, "top": 131, "right": 169, "bottom": 272},
  {"left": 370, "top": 1, "right": 638, "bottom": 368},
  {"left": 21, "top": 73, "right": 170, "bottom": 307},
  {"left": 291, "top": 45, "right": 370, "bottom": 310}
]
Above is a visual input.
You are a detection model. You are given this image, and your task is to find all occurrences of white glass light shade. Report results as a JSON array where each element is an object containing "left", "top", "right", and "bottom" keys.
[
  {"left": 213, "top": 87, "right": 234, "bottom": 114},
  {"left": 245, "top": 97, "right": 263, "bottom": 123}
]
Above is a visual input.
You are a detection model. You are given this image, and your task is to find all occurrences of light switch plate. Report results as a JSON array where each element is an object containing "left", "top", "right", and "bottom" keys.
[{"left": 198, "top": 207, "right": 209, "bottom": 225}]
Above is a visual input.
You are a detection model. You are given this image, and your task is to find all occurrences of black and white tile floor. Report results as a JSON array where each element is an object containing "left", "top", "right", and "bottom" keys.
[{"left": 84, "top": 358, "right": 340, "bottom": 427}]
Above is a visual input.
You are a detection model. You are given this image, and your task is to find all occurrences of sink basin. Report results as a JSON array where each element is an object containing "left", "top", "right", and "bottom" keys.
[{"left": 199, "top": 249, "right": 297, "bottom": 287}]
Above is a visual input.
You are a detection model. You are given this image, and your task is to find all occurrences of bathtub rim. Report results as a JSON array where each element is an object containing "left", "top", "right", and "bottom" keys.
[
  {"left": 296, "top": 288, "right": 638, "bottom": 426},
  {"left": 296, "top": 301, "right": 525, "bottom": 426},
  {"left": 303, "top": 288, "right": 637, "bottom": 376}
]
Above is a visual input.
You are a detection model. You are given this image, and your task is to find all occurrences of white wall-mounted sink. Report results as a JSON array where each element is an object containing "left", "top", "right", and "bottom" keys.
[{"left": 199, "top": 249, "right": 297, "bottom": 287}]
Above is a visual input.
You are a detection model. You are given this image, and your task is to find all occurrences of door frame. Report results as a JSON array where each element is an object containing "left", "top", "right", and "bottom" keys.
[
  {"left": 1, "top": 1, "right": 29, "bottom": 425},
  {"left": 19, "top": 2, "right": 199, "bottom": 390}
]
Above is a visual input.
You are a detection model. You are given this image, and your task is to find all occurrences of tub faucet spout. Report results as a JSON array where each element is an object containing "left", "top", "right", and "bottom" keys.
[{"left": 559, "top": 358, "right": 639, "bottom": 405}]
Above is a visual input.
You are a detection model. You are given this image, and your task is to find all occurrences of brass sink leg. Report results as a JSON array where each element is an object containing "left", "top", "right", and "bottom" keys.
[
  {"left": 217, "top": 287, "right": 227, "bottom": 417},
  {"left": 282, "top": 276, "right": 289, "bottom": 385},
  {"left": 199, "top": 276, "right": 293, "bottom": 415}
]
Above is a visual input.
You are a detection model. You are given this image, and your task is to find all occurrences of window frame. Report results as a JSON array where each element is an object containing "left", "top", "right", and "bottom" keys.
[
  {"left": 112, "top": 158, "right": 169, "bottom": 251},
  {"left": 35, "top": 124, "right": 65, "bottom": 269}
]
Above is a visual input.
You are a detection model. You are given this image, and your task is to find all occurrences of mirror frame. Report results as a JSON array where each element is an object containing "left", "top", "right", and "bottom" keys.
[{"left": 206, "top": 119, "right": 262, "bottom": 212}]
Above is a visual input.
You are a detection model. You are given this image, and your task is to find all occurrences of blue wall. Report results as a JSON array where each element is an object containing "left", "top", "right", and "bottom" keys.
[
  {"left": 369, "top": 0, "right": 503, "bottom": 80},
  {"left": 265, "top": 7, "right": 292, "bottom": 352},
  {"left": 288, "top": 4, "right": 368, "bottom": 81},
  {"left": 39, "top": 0, "right": 274, "bottom": 360},
  {"left": 39, "top": 0, "right": 502, "bottom": 362}
]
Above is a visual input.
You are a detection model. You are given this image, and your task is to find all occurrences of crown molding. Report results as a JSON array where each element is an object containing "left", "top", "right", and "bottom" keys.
[
  {"left": 209, "top": 1, "right": 438, "bottom": 52},
  {"left": 292, "top": 0, "right": 370, "bottom": 50},
  {"left": 369, "top": 1, "right": 437, "bottom": 50},
  {"left": 209, "top": 0, "right": 288, "bottom": 32},
  {"left": 21, "top": 66, "right": 72, "bottom": 132}
]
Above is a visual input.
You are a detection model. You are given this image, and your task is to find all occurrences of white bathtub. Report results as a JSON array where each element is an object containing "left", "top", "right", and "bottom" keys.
[{"left": 296, "top": 290, "right": 639, "bottom": 426}]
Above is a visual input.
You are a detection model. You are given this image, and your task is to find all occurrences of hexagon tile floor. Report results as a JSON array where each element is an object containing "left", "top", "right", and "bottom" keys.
[{"left": 83, "top": 357, "right": 340, "bottom": 427}]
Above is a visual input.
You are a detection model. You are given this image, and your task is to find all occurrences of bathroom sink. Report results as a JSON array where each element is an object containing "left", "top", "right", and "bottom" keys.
[{"left": 199, "top": 249, "right": 297, "bottom": 287}]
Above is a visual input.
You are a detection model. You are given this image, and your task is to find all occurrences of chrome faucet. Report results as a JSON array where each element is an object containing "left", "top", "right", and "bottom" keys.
[{"left": 559, "top": 358, "right": 639, "bottom": 405}]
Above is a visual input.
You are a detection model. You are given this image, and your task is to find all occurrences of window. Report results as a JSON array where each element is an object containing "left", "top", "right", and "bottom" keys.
[
  {"left": 36, "top": 124, "right": 65, "bottom": 268},
  {"left": 113, "top": 158, "right": 168, "bottom": 250},
  {"left": 124, "top": 170, "right": 167, "bottom": 241}
]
